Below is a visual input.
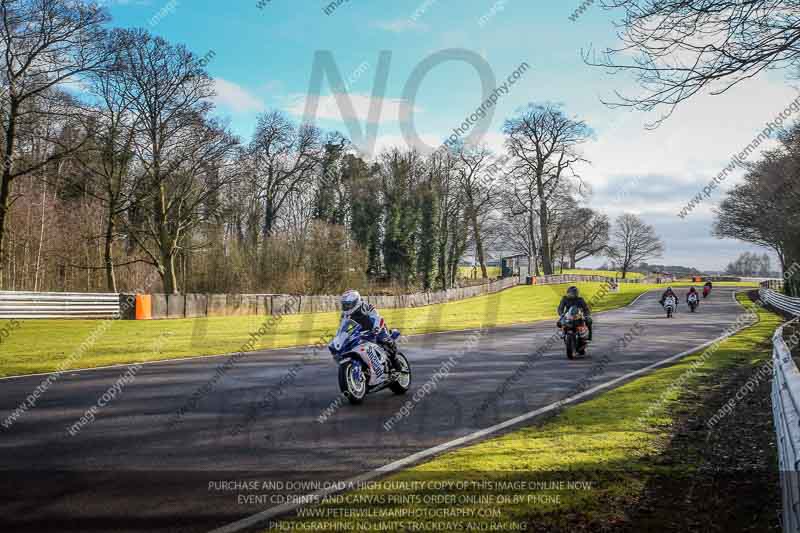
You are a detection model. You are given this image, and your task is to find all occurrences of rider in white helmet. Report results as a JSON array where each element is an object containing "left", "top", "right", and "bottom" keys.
[{"left": 340, "top": 290, "right": 401, "bottom": 370}]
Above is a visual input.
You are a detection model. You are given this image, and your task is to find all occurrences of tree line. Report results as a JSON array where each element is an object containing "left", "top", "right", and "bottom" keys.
[
  {"left": 0, "top": 0, "right": 668, "bottom": 295},
  {"left": 715, "top": 122, "right": 800, "bottom": 295}
]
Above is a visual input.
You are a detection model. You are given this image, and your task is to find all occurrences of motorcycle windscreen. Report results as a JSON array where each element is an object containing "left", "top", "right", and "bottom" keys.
[{"left": 331, "top": 318, "right": 360, "bottom": 352}]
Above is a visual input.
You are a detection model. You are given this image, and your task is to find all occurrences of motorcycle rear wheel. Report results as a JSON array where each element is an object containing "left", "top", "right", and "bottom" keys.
[{"left": 389, "top": 352, "right": 412, "bottom": 395}]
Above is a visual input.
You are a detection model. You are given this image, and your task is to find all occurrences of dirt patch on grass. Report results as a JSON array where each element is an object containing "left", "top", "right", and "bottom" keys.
[{"left": 608, "top": 308, "right": 781, "bottom": 532}]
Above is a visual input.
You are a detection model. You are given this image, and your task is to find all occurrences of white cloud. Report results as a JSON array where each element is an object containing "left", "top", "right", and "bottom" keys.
[
  {"left": 212, "top": 78, "right": 265, "bottom": 113},
  {"left": 569, "top": 76, "right": 799, "bottom": 269},
  {"left": 285, "top": 92, "right": 421, "bottom": 125},
  {"left": 582, "top": 77, "right": 800, "bottom": 192},
  {"left": 372, "top": 19, "right": 430, "bottom": 32}
]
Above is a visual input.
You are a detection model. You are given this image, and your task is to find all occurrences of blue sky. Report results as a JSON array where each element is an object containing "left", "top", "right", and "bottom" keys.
[{"left": 105, "top": 0, "right": 798, "bottom": 272}]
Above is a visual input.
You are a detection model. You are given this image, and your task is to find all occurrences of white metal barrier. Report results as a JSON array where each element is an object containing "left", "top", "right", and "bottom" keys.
[
  {"left": 761, "top": 288, "right": 800, "bottom": 316},
  {"left": 772, "top": 318, "right": 800, "bottom": 533},
  {"left": 0, "top": 291, "right": 120, "bottom": 319},
  {"left": 763, "top": 287, "right": 800, "bottom": 531}
]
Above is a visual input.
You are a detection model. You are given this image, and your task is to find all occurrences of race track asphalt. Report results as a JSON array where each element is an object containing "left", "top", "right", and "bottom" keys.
[{"left": 0, "top": 287, "right": 748, "bottom": 532}]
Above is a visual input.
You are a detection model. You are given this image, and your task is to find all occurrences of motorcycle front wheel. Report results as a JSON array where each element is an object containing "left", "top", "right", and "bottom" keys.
[
  {"left": 565, "top": 333, "right": 576, "bottom": 360},
  {"left": 339, "top": 361, "right": 367, "bottom": 405},
  {"left": 389, "top": 352, "right": 412, "bottom": 395}
]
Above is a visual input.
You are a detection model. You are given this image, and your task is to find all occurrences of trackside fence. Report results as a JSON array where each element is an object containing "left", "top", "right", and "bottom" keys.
[
  {"left": 133, "top": 277, "right": 522, "bottom": 320},
  {"left": 1, "top": 273, "right": 652, "bottom": 320},
  {"left": 762, "top": 287, "right": 800, "bottom": 532},
  {"left": 136, "top": 274, "right": 622, "bottom": 320},
  {"left": 0, "top": 291, "right": 121, "bottom": 319},
  {"left": 761, "top": 287, "right": 800, "bottom": 316}
]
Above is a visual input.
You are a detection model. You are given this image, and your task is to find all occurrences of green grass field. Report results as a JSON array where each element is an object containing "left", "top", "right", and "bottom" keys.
[
  {"left": 457, "top": 265, "right": 502, "bottom": 279},
  {"left": 271, "top": 292, "right": 778, "bottom": 531},
  {"left": 0, "top": 282, "right": 667, "bottom": 378},
  {"left": 561, "top": 268, "right": 645, "bottom": 279}
]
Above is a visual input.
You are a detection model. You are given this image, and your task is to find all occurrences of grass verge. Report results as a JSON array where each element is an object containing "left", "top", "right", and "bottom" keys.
[
  {"left": 561, "top": 268, "right": 644, "bottom": 279},
  {"left": 457, "top": 265, "right": 502, "bottom": 279},
  {"left": 0, "top": 282, "right": 665, "bottom": 377},
  {"left": 268, "top": 292, "right": 780, "bottom": 532}
]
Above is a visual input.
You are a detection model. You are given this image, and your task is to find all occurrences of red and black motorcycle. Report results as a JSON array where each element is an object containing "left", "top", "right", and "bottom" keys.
[{"left": 559, "top": 306, "right": 590, "bottom": 359}]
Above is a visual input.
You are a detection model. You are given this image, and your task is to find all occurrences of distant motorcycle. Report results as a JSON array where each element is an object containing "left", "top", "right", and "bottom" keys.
[
  {"left": 702, "top": 285, "right": 712, "bottom": 298},
  {"left": 687, "top": 292, "right": 699, "bottom": 313},
  {"left": 328, "top": 318, "right": 411, "bottom": 404},
  {"left": 559, "top": 305, "right": 590, "bottom": 359},
  {"left": 664, "top": 295, "right": 678, "bottom": 318}
]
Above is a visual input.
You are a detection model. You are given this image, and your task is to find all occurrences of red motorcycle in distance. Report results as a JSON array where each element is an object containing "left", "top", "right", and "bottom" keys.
[{"left": 702, "top": 283, "right": 712, "bottom": 298}]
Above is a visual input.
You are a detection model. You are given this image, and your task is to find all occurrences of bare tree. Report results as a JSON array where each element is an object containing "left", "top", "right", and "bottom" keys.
[
  {"left": 561, "top": 207, "right": 610, "bottom": 269},
  {"left": 73, "top": 40, "right": 143, "bottom": 292},
  {"left": 499, "top": 206, "right": 539, "bottom": 276},
  {"left": 248, "top": 110, "right": 322, "bottom": 238},
  {"left": 503, "top": 103, "right": 591, "bottom": 274},
  {"left": 455, "top": 144, "right": 496, "bottom": 279},
  {"left": 725, "top": 252, "right": 771, "bottom": 277},
  {"left": 0, "top": 0, "right": 112, "bottom": 281},
  {"left": 428, "top": 150, "right": 465, "bottom": 289},
  {"left": 119, "top": 29, "right": 239, "bottom": 293},
  {"left": 591, "top": 0, "right": 800, "bottom": 125},
  {"left": 608, "top": 213, "right": 664, "bottom": 278}
]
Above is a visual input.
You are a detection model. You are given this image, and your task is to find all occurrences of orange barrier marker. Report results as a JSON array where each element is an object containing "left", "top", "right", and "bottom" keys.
[{"left": 135, "top": 294, "right": 152, "bottom": 320}]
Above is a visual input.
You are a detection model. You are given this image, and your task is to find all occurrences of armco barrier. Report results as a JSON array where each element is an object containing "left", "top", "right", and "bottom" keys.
[
  {"left": 0, "top": 291, "right": 121, "bottom": 319},
  {"left": 771, "top": 317, "right": 800, "bottom": 533},
  {"left": 762, "top": 287, "right": 800, "bottom": 532},
  {"left": 761, "top": 288, "right": 800, "bottom": 316}
]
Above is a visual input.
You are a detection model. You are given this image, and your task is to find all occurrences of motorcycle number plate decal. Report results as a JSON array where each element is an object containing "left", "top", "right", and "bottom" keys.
[{"left": 365, "top": 345, "right": 384, "bottom": 383}]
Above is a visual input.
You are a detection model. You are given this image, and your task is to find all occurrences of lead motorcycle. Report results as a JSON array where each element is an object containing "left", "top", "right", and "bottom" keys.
[
  {"left": 328, "top": 318, "right": 412, "bottom": 404},
  {"left": 664, "top": 295, "right": 678, "bottom": 318},
  {"left": 559, "top": 305, "right": 590, "bottom": 359}
]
